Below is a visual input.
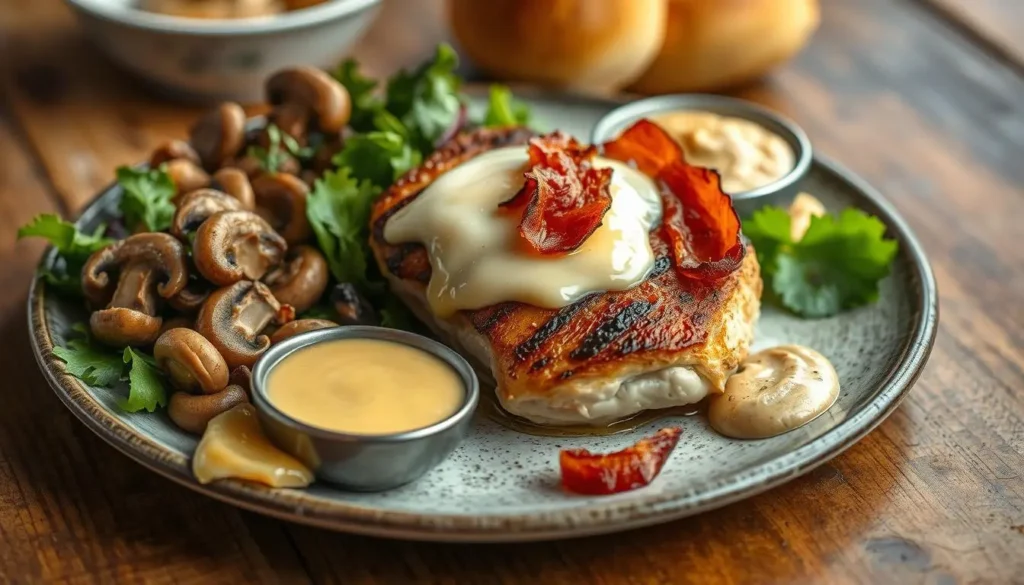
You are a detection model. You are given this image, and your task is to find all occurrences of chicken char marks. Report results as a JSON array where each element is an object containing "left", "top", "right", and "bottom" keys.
[{"left": 370, "top": 126, "right": 748, "bottom": 400}]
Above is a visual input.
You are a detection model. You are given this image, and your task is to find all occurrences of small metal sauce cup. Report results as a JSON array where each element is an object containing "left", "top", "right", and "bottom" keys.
[
  {"left": 591, "top": 94, "right": 813, "bottom": 216},
  {"left": 251, "top": 326, "right": 479, "bottom": 492}
]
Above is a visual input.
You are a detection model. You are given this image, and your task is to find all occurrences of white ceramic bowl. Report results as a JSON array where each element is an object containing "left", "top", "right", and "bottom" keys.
[{"left": 65, "top": 0, "right": 382, "bottom": 103}]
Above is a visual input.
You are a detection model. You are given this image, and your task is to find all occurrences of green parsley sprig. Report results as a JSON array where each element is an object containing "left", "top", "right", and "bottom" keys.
[
  {"left": 743, "top": 206, "right": 899, "bottom": 318},
  {"left": 17, "top": 214, "right": 113, "bottom": 295},
  {"left": 117, "top": 166, "right": 176, "bottom": 232}
]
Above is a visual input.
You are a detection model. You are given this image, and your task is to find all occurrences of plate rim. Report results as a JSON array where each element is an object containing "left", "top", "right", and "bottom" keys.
[{"left": 27, "top": 116, "right": 938, "bottom": 544}]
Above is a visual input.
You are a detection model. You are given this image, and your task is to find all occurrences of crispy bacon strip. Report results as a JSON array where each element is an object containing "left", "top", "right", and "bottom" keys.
[
  {"left": 500, "top": 132, "right": 613, "bottom": 254},
  {"left": 602, "top": 119, "right": 745, "bottom": 280},
  {"left": 559, "top": 427, "right": 682, "bottom": 495}
]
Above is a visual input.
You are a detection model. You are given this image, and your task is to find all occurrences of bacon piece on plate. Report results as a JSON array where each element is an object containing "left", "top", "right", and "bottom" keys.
[
  {"left": 559, "top": 427, "right": 682, "bottom": 495},
  {"left": 602, "top": 119, "right": 745, "bottom": 280},
  {"left": 500, "top": 132, "right": 613, "bottom": 254}
]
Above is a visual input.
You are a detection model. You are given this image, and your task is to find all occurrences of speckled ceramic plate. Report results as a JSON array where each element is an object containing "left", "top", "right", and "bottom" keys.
[{"left": 28, "top": 88, "right": 938, "bottom": 542}]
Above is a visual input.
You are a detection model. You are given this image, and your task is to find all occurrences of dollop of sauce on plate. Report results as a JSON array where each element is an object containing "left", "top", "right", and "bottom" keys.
[
  {"left": 192, "top": 403, "right": 313, "bottom": 487},
  {"left": 383, "top": 146, "right": 661, "bottom": 317},
  {"left": 709, "top": 345, "right": 840, "bottom": 439},
  {"left": 266, "top": 338, "right": 464, "bottom": 435},
  {"left": 650, "top": 111, "right": 795, "bottom": 194}
]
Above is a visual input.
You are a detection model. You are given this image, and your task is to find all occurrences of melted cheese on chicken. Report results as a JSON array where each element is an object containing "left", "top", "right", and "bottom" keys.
[{"left": 383, "top": 146, "right": 662, "bottom": 317}]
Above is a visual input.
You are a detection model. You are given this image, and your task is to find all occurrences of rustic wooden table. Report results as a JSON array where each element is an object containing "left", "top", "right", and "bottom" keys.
[{"left": 2, "top": 0, "right": 1023, "bottom": 583}]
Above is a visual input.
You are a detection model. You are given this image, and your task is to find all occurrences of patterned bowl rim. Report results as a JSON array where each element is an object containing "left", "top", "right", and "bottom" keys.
[{"left": 27, "top": 138, "right": 938, "bottom": 543}]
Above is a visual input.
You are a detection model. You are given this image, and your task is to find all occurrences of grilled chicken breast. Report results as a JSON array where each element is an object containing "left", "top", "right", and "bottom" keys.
[{"left": 370, "top": 127, "right": 762, "bottom": 425}]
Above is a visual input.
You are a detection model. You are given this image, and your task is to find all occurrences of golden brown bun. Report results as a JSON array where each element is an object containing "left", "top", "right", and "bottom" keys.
[
  {"left": 629, "top": 0, "right": 820, "bottom": 94},
  {"left": 448, "top": 0, "right": 667, "bottom": 92}
]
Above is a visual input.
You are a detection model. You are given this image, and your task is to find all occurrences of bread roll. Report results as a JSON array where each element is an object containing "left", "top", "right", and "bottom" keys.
[
  {"left": 448, "top": 0, "right": 667, "bottom": 92},
  {"left": 629, "top": 0, "right": 819, "bottom": 94}
]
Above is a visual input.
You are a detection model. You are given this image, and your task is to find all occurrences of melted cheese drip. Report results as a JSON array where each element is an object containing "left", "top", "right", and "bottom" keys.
[
  {"left": 383, "top": 147, "right": 662, "bottom": 317},
  {"left": 192, "top": 404, "right": 313, "bottom": 487}
]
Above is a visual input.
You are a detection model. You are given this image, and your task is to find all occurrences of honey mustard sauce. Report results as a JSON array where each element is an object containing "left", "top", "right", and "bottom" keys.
[{"left": 709, "top": 345, "right": 840, "bottom": 439}]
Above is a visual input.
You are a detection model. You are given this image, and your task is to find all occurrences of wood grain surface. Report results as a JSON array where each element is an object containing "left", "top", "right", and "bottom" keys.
[{"left": 2, "top": 0, "right": 1023, "bottom": 583}]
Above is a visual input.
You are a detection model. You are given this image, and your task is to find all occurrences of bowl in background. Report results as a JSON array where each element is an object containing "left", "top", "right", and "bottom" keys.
[
  {"left": 64, "top": 0, "right": 382, "bottom": 103},
  {"left": 592, "top": 94, "right": 813, "bottom": 216}
]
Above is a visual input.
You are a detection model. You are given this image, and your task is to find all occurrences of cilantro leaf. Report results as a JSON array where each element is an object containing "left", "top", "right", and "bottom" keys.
[
  {"left": 248, "top": 124, "right": 312, "bottom": 174},
  {"left": 18, "top": 215, "right": 113, "bottom": 295},
  {"left": 52, "top": 338, "right": 123, "bottom": 387},
  {"left": 306, "top": 168, "right": 382, "bottom": 289},
  {"left": 743, "top": 206, "right": 898, "bottom": 318},
  {"left": 121, "top": 347, "right": 168, "bottom": 413},
  {"left": 384, "top": 43, "right": 462, "bottom": 154},
  {"left": 333, "top": 58, "right": 382, "bottom": 133},
  {"left": 332, "top": 131, "right": 421, "bottom": 189},
  {"left": 117, "top": 166, "right": 176, "bottom": 232},
  {"left": 483, "top": 84, "right": 532, "bottom": 127}
]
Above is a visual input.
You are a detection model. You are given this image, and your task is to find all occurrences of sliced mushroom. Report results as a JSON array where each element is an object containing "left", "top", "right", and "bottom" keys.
[
  {"left": 150, "top": 140, "right": 201, "bottom": 168},
  {"left": 154, "top": 328, "right": 230, "bottom": 394},
  {"left": 330, "top": 283, "right": 378, "bottom": 326},
  {"left": 190, "top": 102, "right": 247, "bottom": 171},
  {"left": 168, "top": 385, "right": 249, "bottom": 434},
  {"left": 167, "top": 280, "right": 211, "bottom": 314},
  {"left": 212, "top": 167, "right": 255, "bottom": 210},
  {"left": 266, "top": 67, "right": 351, "bottom": 134},
  {"left": 228, "top": 365, "right": 253, "bottom": 396},
  {"left": 170, "top": 188, "right": 244, "bottom": 239},
  {"left": 196, "top": 280, "right": 295, "bottom": 369},
  {"left": 252, "top": 173, "right": 311, "bottom": 245},
  {"left": 269, "top": 319, "right": 337, "bottom": 344},
  {"left": 82, "top": 233, "right": 189, "bottom": 346},
  {"left": 166, "top": 158, "right": 211, "bottom": 196},
  {"left": 192, "top": 210, "right": 288, "bottom": 286},
  {"left": 226, "top": 154, "right": 264, "bottom": 179},
  {"left": 264, "top": 245, "right": 329, "bottom": 313}
]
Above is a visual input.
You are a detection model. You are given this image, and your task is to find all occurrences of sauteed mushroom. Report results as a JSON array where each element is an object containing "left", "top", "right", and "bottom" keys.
[
  {"left": 170, "top": 189, "right": 244, "bottom": 239},
  {"left": 229, "top": 365, "right": 253, "bottom": 396},
  {"left": 158, "top": 316, "right": 194, "bottom": 337},
  {"left": 168, "top": 385, "right": 249, "bottom": 434},
  {"left": 266, "top": 67, "right": 351, "bottom": 134},
  {"left": 190, "top": 102, "right": 247, "bottom": 171},
  {"left": 267, "top": 102, "right": 310, "bottom": 144},
  {"left": 269, "top": 319, "right": 337, "bottom": 344},
  {"left": 168, "top": 280, "right": 210, "bottom": 314},
  {"left": 264, "top": 245, "right": 329, "bottom": 313},
  {"left": 195, "top": 280, "right": 295, "bottom": 369},
  {"left": 252, "top": 173, "right": 311, "bottom": 245},
  {"left": 212, "top": 168, "right": 255, "bottom": 210},
  {"left": 150, "top": 140, "right": 200, "bottom": 168},
  {"left": 82, "top": 233, "right": 188, "bottom": 346},
  {"left": 166, "top": 159, "right": 211, "bottom": 196},
  {"left": 192, "top": 210, "right": 287, "bottom": 286},
  {"left": 330, "top": 283, "right": 378, "bottom": 326},
  {"left": 153, "top": 328, "right": 229, "bottom": 394}
]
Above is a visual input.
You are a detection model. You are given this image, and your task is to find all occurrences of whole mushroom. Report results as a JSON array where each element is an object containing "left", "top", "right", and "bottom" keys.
[
  {"left": 166, "top": 158, "right": 211, "bottom": 197},
  {"left": 150, "top": 140, "right": 201, "bottom": 168},
  {"left": 82, "top": 233, "right": 189, "bottom": 346},
  {"left": 168, "top": 280, "right": 211, "bottom": 314},
  {"left": 265, "top": 67, "right": 351, "bottom": 134},
  {"left": 252, "top": 173, "right": 312, "bottom": 245},
  {"left": 153, "top": 328, "right": 230, "bottom": 394},
  {"left": 168, "top": 385, "right": 249, "bottom": 434},
  {"left": 264, "top": 245, "right": 329, "bottom": 313},
  {"left": 170, "top": 188, "right": 244, "bottom": 239},
  {"left": 269, "top": 319, "right": 337, "bottom": 344},
  {"left": 196, "top": 280, "right": 295, "bottom": 369},
  {"left": 192, "top": 210, "right": 288, "bottom": 286},
  {"left": 190, "top": 102, "right": 247, "bottom": 171},
  {"left": 330, "top": 283, "right": 379, "bottom": 326},
  {"left": 212, "top": 168, "right": 256, "bottom": 210}
]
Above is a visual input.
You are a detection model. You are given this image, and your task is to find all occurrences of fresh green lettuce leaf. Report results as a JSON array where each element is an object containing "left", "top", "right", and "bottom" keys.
[
  {"left": 743, "top": 206, "right": 898, "bottom": 318},
  {"left": 120, "top": 347, "right": 168, "bottom": 413},
  {"left": 483, "top": 84, "right": 532, "bottom": 127},
  {"left": 117, "top": 166, "right": 176, "bottom": 232}
]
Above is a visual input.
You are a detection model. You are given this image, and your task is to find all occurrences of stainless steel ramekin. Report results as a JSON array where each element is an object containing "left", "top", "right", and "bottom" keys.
[
  {"left": 251, "top": 326, "right": 479, "bottom": 492},
  {"left": 591, "top": 94, "right": 813, "bottom": 216}
]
